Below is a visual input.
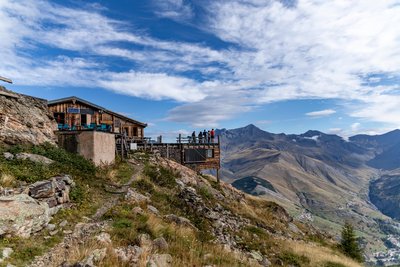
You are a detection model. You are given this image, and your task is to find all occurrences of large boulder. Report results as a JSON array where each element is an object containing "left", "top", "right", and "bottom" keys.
[{"left": 0, "top": 194, "right": 50, "bottom": 238}]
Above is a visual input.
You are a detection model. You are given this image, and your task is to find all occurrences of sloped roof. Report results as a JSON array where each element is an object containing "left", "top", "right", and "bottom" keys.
[{"left": 48, "top": 96, "right": 147, "bottom": 127}]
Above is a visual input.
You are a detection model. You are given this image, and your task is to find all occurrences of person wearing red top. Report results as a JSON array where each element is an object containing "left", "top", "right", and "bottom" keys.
[{"left": 210, "top": 129, "right": 215, "bottom": 143}]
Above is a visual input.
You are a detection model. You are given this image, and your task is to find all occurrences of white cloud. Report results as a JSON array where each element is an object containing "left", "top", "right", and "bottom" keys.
[
  {"left": 351, "top": 122, "right": 361, "bottom": 132},
  {"left": 306, "top": 109, "right": 336, "bottom": 117},
  {"left": 153, "top": 0, "right": 193, "bottom": 21},
  {"left": 2, "top": 0, "right": 400, "bottom": 127}
]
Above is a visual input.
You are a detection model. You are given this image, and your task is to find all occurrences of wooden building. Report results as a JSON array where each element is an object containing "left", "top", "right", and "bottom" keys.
[{"left": 48, "top": 96, "right": 147, "bottom": 140}]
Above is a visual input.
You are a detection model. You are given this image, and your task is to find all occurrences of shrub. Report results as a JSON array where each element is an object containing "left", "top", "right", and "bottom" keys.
[
  {"left": 198, "top": 186, "right": 214, "bottom": 201},
  {"left": 70, "top": 184, "right": 86, "bottom": 203},
  {"left": 113, "top": 218, "right": 133, "bottom": 229},
  {"left": 132, "top": 179, "right": 154, "bottom": 193}
]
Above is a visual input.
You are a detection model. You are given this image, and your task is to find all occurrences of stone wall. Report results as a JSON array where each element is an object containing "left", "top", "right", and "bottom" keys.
[
  {"left": 0, "top": 86, "right": 57, "bottom": 145},
  {"left": 58, "top": 131, "right": 115, "bottom": 166}
]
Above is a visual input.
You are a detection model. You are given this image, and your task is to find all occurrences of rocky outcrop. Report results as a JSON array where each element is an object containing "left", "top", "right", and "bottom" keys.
[
  {"left": 0, "top": 175, "right": 74, "bottom": 238},
  {"left": 0, "top": 194, "right": 51, "bottom": 238},
  {"left": 0, "top": 86, "right": 57, "bottom": 145},
  {"left": 28, "top": 175, "right": 75, "bottom": 210},
  {"left": 15, "top": 153, "right": 54, "bottom": 165}
]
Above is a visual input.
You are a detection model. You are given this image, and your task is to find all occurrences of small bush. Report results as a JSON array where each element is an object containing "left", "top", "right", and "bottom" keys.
[
  {"left": 278, "top": 251, "right": 310, "bottom": 267},
  {"left": 70, "top": 184, "right": 86, "bottom": 203},
  {"left": 12, "top": 246, "right": 43, "bottom": 262},
  {"left": 132, "top": 179, "right": 154, "bottom": 193},
  {"left": 198, "top": 186, "right": 214, "bottom": 201},
  {"left": 113, "top": 218, "right": 133, "bottom": 229}
]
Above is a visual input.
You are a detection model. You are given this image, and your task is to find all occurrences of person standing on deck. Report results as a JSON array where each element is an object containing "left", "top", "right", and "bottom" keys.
[
  {"left": 198, "top": 131, "right": 203, "bottom": 143},
  {"left": 211, "top": 128, "right": 215, "bottom": 143},
  {"left": 191, "top": 131, "right": 196, "bottom": 143},
  {"left": 207, "top": 130, "right": 211, "bottom": 143},
  {"left": 202, "top": 130, "right": 207, "bottom": 144}
]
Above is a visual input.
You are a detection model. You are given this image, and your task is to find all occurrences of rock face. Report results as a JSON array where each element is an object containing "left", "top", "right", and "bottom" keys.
[
  {"left": 0, "top": 86, "right": 57, "bottom": 145},
  {"left": 0, "top": 194, "right": 50, "bottom": 238},
  {"left": 29, "top": 175, "right": 75, "bottom": 210}
]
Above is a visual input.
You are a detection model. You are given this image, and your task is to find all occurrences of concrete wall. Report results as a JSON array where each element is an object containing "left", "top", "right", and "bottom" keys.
[{"left": 58, "top": 131, "right": 115, "bottom": 166}]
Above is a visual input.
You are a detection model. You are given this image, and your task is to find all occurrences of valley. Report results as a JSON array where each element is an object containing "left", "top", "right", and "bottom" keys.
[{"left": 218, "top": 124, "right": 400, "bottom": 265}]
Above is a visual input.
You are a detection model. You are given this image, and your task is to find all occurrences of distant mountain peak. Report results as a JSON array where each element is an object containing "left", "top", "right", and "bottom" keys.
[{"left": 301, "top": 130, "right": 324, "bottom": 137}]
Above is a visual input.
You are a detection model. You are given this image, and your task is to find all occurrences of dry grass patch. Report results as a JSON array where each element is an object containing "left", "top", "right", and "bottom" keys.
[
  {"left": 0, "top": 172, "right": 16, "bottom": 187},
  {"left": 289, "top": 241, "right": 363, "bottom": 267}
]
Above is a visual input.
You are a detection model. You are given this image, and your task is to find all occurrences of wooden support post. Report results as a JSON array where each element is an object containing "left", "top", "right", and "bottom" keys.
[
  {"left": 178, "top": 134, "right": 182, "bottom": 143},
  {"left": 216, "top": 168, "right": 220, "bottom": 183}
]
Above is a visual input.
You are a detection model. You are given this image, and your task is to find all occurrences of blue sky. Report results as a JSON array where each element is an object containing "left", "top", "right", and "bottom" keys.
[{"left": 1, "top": 0, "right": 400, "bottom": 140}]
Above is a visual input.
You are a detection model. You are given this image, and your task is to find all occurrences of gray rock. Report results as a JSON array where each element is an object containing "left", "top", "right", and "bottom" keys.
[
  {"left": 125, "top": 188, "right": 150, "bottom": 203},
  {"left": 114, "top": 245, "right": 142, "bottom": 263},
  {"left": 29, "top": 180, "right": 55, "bottom": 198},
  {"left": 63, "top": 230, "right": 73, "bottom": 234},
  {"left": 0, "top": 194, "right": 50, "bottom": 238},
  {"left": 249, "top": 250, "right": 263, "bottom": 261},
  {"left": 95, "top": 232, "right": 112, "bottom": 244},
  {"left": 41, "top": 197, "right": 58, "bottom": 208},
  {"left": 0, "top": 247, "right": 13, "bottom": 261},
  {"left": 59, "top": 220, "right": 68, "bottom": 228},
  {"left": 132, "top": 206, "right": 144, "bottom": 215},
  {"left": 46, "top": 223, "right": 56, "bottom": 231},
  {"left": 164, "top": 214, "right": 195, "bottom": 228},
  {"left": 137, "top": 233, "right": 152, "bottom": 249},
  {"left": 83, "top": 248, "right": 107, "bottom": 266},
  {"left": 288, "top": 223, "right": 301, "bottom": 234},
  {"left": 55, "top": 175, "right": 75, "bottom": 187},
  {"left": 147, "top": 254, "right": 172, "bottom": 267},
  {"left": 153, "top": 237, "right": 169, "bottom": 251},
  {"left": 260, "top": 257, "right": 271, "bottom": 267},
  {"left": 3, "top": 152, "right": 14, "bottom": 160},
  {"left": 49, "top": 230, "right": 59, "bottom": 236},
  {"left": 147, "top": 205, "right": 159, "bottom": 215},
  {"left": 15, "top": 153, "right": 54, "bottom": 165}
]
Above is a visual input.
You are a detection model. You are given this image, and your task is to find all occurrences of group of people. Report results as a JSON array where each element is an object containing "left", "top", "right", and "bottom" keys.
[{"left": 191, "top": 129, "right": 215, "bottom": 143}]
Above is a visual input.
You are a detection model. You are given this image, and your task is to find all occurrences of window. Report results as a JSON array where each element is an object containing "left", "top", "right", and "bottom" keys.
[
  {"left": 54, "top": 113, "right": 65, "bottom": 124},
  {"left": 81, "top": 114, "right": 87, "bottom": 126},
  {"left": 133, "top": 127, "right": 138, "bottom": 136},
  {"left": 206, "top": 149, "right": 214, "bottom": 158}
]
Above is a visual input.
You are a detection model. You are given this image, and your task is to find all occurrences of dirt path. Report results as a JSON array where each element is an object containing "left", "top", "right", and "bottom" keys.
[{"left": 28, "top": 162, "right": 143, "bottom": 267}]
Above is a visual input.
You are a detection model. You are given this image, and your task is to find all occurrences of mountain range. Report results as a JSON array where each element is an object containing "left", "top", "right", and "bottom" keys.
[{"left": 217, "top": 124, "right": 400, "bottom": 254}]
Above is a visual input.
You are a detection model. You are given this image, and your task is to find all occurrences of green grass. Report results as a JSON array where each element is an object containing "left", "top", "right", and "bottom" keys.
[
  {"left": 143, "top": 163, "right": 178, "bottom": 188},
  {"left": 0, "top": 144, "right": 118, "bottom": 266},
  {"left": 131, "top": 178, "right": 155, "bottom": 194},
  {"left": 197, "top": 186, "right": 214, "bottom": 201},
  {"left": 323, "top": 262, "right": 347, "bottom": 267},
  {"left": 278, "top": 251, "right": 310, "bottom": 267}
]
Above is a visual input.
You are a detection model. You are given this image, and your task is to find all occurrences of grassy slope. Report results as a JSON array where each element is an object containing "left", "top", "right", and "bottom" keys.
[{"left": 0, "top": 145, "right": 362, "bottom": 266}]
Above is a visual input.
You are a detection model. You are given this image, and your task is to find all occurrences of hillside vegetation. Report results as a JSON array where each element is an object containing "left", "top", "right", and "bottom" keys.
[{"left": 0, "top": 144, "right": 362, "bottom": 266}]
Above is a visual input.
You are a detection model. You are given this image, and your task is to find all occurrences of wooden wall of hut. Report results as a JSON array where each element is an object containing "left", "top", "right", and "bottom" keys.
[{"left": 48, "top": 101, "right": 144, "bottom": 139}]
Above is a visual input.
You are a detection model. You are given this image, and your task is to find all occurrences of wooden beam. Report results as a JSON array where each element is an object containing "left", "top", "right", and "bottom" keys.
[{"left": 0, "top": 76, "right": 12, "bottom": 84}]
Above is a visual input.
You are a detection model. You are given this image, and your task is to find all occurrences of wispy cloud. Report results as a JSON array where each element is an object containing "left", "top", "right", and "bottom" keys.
[
  {"left": 152, "top": 0, "right": 194, "bottom": 21},
  {"left": 306, "top": 109, "right": 336, "bottom": 117},
  {"left": 1, "top": 0, "right": 400, "bottom": 128}
]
